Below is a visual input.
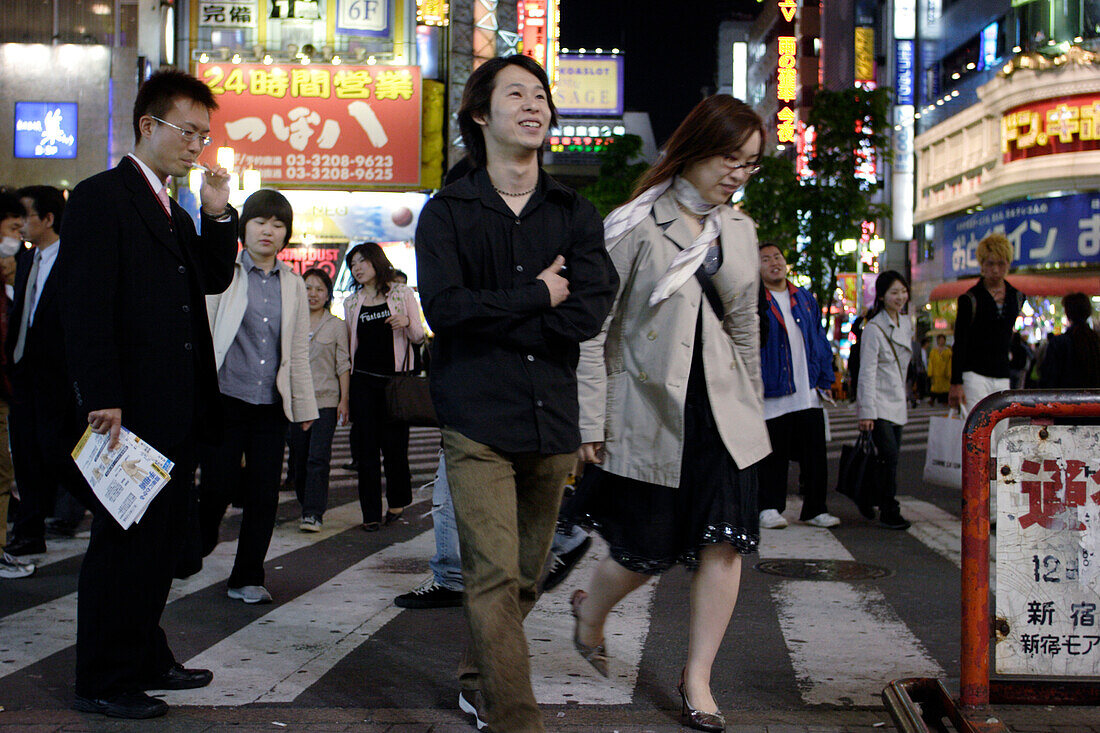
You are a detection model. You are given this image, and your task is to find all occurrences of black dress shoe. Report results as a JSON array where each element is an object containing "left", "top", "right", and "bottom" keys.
[
  {"left": 73, "top": 691, "right": 168, "bottom": 719},
  {"left": 143, "top": 663, "right": 213, "bottom": 690},
  {"left": 4, "top": 536, "right": 46, "bottom": 556}
]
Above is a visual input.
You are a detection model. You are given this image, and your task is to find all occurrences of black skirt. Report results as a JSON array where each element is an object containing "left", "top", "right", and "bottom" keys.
[{"left": 576, "top": 314, "right": 760, "bottom": 575}]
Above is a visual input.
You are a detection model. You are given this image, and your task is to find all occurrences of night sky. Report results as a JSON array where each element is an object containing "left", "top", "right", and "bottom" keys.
[{"left": 557, "top": 0, "right": 763, "bottom": 143}]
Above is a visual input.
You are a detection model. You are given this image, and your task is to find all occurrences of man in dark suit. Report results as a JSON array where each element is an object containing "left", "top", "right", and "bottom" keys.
[
  {"left": 4, "top": 186, "right": 85, "bottom": 559},
  {"left": 57, "top": 69, "right": 238, "bottom": 720}
]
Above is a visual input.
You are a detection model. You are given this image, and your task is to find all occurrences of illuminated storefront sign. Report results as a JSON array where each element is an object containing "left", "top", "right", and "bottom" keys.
[
  {"left": 855, "top": 26, "right": 875, "bottom": 84},
  {"left": 518, "top": 1, "right": 559, "bottom": 81},
  {"left": 555, "top": 55, "right": 622, "bottom": 115},
  {"left": 943, "top": 192, "right": 1100, "bottom": 277},
  {"left": 416, "top": 0, "right": 448, "bottom": 26},
  {"left": 895, "top": 40, "right": 914, "bottom": 105},
  {"left": 1002, "top": 93, "right": 1100, "bottom": 162},
  {"left": 196, "top": 62, "right": 421, "bottom": 186},
  {"left": 14, "top": 101, "right": 78, "bottom": 159}
]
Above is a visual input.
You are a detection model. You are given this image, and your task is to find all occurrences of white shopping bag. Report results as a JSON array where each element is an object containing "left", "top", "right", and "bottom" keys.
[{"left": 922, "top": 412, "right": 963, "bottom": 488}]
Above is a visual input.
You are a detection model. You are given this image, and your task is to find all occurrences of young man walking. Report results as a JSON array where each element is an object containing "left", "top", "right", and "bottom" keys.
[
  {"left": 757, "top": 243, "right": 840, "bottom": 530},
  {"left": 415, "top": 55, "right": 616, "bottom": 732}
]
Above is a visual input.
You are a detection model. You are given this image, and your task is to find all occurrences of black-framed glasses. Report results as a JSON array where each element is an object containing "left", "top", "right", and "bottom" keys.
[
  {"left": 721, "top": 156, "right": 761, "bottom": 175},
  {"left": 150, "top": 115, "right": 212, "bottom": 147}
]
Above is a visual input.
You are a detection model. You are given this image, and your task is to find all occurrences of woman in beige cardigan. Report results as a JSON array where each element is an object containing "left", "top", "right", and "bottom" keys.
[
  {"left": 342, "top": 242, "right": 425, "bottom": 531},
  {"left": 200, "top": 189, "right": 318, "bottom": 605},
  {"left": 572, "top": 96, "right": 770, "bottom": 732}
]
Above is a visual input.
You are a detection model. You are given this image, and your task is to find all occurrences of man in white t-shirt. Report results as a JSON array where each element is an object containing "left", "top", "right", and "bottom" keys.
[{"left": 757, "top": 243, "right": 840, "bottom": 529}]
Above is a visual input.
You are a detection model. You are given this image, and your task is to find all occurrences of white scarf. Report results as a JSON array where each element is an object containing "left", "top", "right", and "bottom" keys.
[{"left": 603, "top": 176, "right": 721, "bottom": 306}]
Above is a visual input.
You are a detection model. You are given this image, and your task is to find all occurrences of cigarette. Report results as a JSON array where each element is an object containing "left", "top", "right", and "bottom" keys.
[{"left": 190, "top": 162, "right": 211, "bottom": 172}]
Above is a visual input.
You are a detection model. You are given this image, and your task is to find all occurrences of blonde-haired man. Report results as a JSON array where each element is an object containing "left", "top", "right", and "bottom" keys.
[{"left": 949, "top": 232, "right": 1022, "bottom": 422}]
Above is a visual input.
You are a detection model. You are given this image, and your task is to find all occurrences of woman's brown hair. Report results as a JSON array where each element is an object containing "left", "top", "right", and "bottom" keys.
[{"left": 630, "top": 95, "right": 764, "bottom": 200}]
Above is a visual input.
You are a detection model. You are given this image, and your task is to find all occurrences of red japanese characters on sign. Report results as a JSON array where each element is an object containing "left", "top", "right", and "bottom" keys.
[
  {"left": 1018, "top": 458, "right": 1100, "bottom": 531},
  {"left": 196, "top": 63, "right": 421, "bottom": 186}
]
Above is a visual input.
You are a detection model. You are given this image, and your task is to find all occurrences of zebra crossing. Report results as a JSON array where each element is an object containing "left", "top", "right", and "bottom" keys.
[
  {"left": 824, "top": 401, "right": 941, "bottom": 459},
  {"left": 0, "top": 409, "right": 966, "bottom": 717}
]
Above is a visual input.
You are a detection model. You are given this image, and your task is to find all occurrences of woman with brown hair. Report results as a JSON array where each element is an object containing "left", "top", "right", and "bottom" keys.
[
  {"left": 343, "top": 242, "right": 425, "bottom": 531},
  {"left": 572, "top": 95, "right": 771, "bottom": 732}
]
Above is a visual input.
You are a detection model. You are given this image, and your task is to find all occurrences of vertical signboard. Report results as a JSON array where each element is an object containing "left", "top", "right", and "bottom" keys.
[
  {"left": 776, "top": 0, "right": 798, "bottom": 144},
  {"left": 855, "top": 26, "right": 875, "bottom": 85},
  {"left": 518, "top": 1, "right": 559, "bottom": 82},
  {"left": 996, "top": 426, "right": 1100, "bottom": 677}
]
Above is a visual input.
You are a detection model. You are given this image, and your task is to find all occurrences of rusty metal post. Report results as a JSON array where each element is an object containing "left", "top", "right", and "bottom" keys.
[{"left": 959, "top": 389, "right": 1100, "bottom": 708}]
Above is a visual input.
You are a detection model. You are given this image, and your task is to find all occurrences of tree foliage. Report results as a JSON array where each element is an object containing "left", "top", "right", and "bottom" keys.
[
  {"left": 580, "top": 134, "right": 649, "bottom": 217},
  {"left": 741, "top": 86, "right": 893, "bottom": 324}
]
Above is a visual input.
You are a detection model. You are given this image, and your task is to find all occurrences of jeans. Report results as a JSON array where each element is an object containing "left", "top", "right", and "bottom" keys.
[
  {"left": 198, "top": 396, "right": 288, "bottom": 588},
  {"left": 288, "top": 406, "right": 338, "bottom": 520},
  {"left": 758, "top": 407, "right": 829, "bottom": 519},
  {"left": 429, "top": 451, "right": 463, "bottom": 591},
  {"left": 871, "top": 419, "right": 902, "bottom": 517},
  {"left": 442, "top": 427, "right": 574, "bottom": 733}
]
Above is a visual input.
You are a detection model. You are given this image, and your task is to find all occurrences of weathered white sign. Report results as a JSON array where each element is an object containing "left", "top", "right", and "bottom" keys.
[{"left": 996, "top": 425, "right": 1100, "bottom": 676}]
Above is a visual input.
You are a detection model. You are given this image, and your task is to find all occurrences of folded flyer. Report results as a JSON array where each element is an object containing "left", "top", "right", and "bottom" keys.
[{"left": 71, "top": 425, "right": 175, "bottom": 530}]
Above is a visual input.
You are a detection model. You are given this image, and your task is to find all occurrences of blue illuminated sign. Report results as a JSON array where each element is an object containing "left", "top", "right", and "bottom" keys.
[
  {"left": 14, "top": 102, "right": 78, "bottom": 159},
  {"left": 895, "top": 40, "right": 915, "bottom": 106},
  {"left": 943, "top": 192, "right": 1100, "bottom": 277},
  {"left": 979, "top": 22, "right": 998, "bottom": 70}
]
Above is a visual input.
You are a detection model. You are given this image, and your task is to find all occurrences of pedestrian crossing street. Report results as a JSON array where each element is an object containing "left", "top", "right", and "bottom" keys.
[{"left": 0, "top": 406, "right": 966, "bottom": 714}]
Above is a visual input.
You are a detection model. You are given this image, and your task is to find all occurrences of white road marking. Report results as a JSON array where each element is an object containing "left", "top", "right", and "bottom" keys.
[
  {"left": 169, "top": 530, "right": 435, "bottom": 705},
  {"left": 771, "top": 580, "right": 945, "bottom": 706},
  {"left": 0, "top": 500, "right": 389, "bottom": 679},
  {"left": 759, "top": 502, "right": 946, "bottom": 706}
]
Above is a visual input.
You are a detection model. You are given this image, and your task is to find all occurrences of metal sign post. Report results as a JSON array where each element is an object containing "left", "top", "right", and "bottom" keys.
[{"left": 961, "top": 389, "right": 1100, "bottom": 707}]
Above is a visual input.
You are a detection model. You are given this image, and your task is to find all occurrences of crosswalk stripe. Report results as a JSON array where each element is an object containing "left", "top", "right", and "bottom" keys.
[
  {"left": 0, "top": 499, "right": 413, "bottom": 679},
  {"left": 169, "top": 530, "right": 436, "bottom": 706},
  {"left": 758, "top": 499, "right": 947, "bottom": 706},
  {"left": 770, "top": 580, "right": 945, "bottom": 706}
]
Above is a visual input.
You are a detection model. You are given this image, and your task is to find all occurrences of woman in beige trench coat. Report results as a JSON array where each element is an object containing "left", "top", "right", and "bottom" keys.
[{"left": 571, "top": 95, "right": 771, "bottom": 732}]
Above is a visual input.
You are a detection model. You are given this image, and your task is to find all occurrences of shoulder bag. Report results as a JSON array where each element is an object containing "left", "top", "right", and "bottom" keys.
[{"left": 384, "top": 341, "right": 437, "bottom": 427}]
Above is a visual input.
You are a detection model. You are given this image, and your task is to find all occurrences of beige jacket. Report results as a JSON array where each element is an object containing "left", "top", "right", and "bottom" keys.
[
  {"left": 343, "top": 283, "right": 426, "bottom": 372},
  {"left": 577, "top": 191, "right": 771, "bottom": 487},
  {"left": 207, "top": 252, "right": 319, "bottom": 423},
  {"left": 856, "top": 309, "right": 912, "bottom": 426}
]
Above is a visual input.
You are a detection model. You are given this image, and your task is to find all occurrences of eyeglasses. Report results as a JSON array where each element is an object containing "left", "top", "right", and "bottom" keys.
[
  {"left": 721, "top": 156, "right": 761, "bottom": 175},
  {"left": 150, "top": 116, "right": 212, "bottom": 147}
]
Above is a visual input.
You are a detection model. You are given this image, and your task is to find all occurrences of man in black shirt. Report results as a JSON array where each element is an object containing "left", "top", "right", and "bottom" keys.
[
  {"left": 950, "top": 232, "right": 1022, "bottom": 461},
  {"left": 415, "top": 55, "right": 616, "bottom": 732}
]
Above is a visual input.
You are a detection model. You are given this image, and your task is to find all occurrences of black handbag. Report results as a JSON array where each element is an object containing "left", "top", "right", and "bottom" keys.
[
  {"left": 836, "top": 430, "right": 878, "bottom": 519},
  {"left": 384, "top": 342, "right": 437, "bottom": 427}
]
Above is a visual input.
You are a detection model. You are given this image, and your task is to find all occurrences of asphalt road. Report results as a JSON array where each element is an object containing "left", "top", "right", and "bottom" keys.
[{"left": 2, "top": 404, "right": 1097, "bottom": 732}]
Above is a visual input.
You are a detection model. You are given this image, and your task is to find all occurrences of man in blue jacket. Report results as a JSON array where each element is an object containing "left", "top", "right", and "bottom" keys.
[{"left": 757, "top": 243, "right": 840, "bottom": 529}]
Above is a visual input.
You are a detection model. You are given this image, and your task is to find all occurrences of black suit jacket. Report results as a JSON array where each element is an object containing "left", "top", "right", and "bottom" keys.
[
  {"left": 57, "top": 157, "right": 238, "bottom": 454},
  {"left": 6, "top": 243, "right": 73, "bottom": 447}
]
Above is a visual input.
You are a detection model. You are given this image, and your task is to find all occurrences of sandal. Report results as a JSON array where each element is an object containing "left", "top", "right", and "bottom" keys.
[{"left": 570, "top": 589, "right": 609, "bottom": 677}]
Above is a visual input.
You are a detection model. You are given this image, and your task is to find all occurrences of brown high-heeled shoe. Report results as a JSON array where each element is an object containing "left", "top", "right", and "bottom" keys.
[
  {"left": 677, "top": 669, "right": 725, "bottom": 732},
  {"left": 570, "top": 589, "right": 609, "bottom": 677}
]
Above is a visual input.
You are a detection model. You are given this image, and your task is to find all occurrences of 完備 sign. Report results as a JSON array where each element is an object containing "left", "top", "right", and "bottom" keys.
[{"left": 196, "top": 62, "right": 421, "bottom": 187}]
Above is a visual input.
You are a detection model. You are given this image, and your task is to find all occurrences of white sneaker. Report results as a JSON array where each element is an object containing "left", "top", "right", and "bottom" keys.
[
  {"left": 227, "top": 585, "right": 273, "bottom": 604},
  {"left": 0, "top": 551, "right": 35, "bottom": 578},
  {"left": 299, "top": 516, "right": 322, "bottom": 532},
  {"left": 759, "top": 509, "right": 788, "bottom": 529},
  {"left": 804, "top": 512, "right": 841, "bottom": 528},
  {"left": 458, "top": 689, "right": 488, "bottom": 730}
]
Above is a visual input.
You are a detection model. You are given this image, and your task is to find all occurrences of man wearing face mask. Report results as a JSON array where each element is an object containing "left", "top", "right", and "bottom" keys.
[
  {"left": 0, "top": 191, "right": 28, "bottom": 578},
  {"left": 4, "top": 186, "right": 84, "bottom": 562}
]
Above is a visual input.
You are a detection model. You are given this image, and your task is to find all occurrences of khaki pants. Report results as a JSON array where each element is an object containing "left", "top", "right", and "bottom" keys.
[
  {"left": 442, "top": 427, "right": 573, "bottom": 733},
  {"left": 0, "top": 401, "right": 11, "bottom": 549}
]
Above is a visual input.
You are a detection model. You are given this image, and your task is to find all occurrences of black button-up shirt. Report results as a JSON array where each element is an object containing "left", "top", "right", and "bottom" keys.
[
  {"left": 951, "top": 279, "right": 1022, "bottom": 383},
  {"left": 415, "top": 167, "right": 617, "bottom": 454}
]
